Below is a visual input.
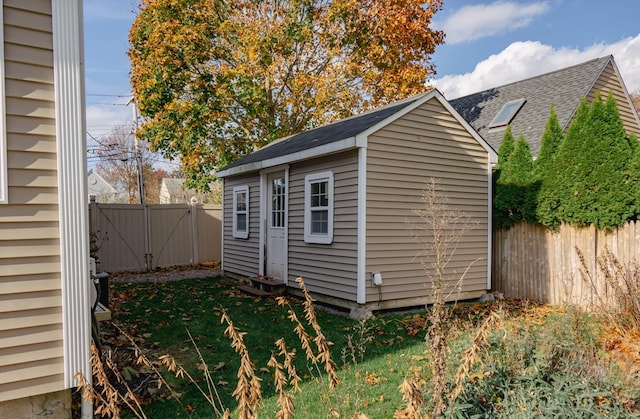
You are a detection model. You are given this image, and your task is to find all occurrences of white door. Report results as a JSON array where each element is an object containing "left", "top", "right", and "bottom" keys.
[{"left": 266, "top": 173, "right": 286, "bottom": 279}]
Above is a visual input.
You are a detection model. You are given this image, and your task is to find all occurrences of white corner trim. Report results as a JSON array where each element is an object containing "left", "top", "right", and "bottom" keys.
[
  {"left": 221, "top": 179, "right": 226, "bottom": 271},
  {"left": 0, "top": 5, "right": 6, "bottom": 204},
  {"left": 258, "top": 174, "right": 266, "bottom": 277},
  {"left": 283, "top": 168, "right": 289, "bottom": 285},
  {"left": 53, "top": 0, "right": 91, "bottom": 389},
  {"left": 486, "top": 154, "right": 493, "bottom": 290},
  {"left": 356, "top": 147, "right": 367, "bottom": 304}
]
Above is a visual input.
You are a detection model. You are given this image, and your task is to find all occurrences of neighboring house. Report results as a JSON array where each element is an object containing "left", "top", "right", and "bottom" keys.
[
  {"left": 450, "top": 55, "right": 640, "bottom": 156},
  {"left": 0, "top": 2, "right": 90, "bottom": 418},
  {"left": 218, "top": 90, "right": 497, "bottom": 311},
  {"left": 88, "top": 168, "right": 117, "bottom": 203},
  {"left": 160, "top": 178, "right": 201, "bottom": 204}
]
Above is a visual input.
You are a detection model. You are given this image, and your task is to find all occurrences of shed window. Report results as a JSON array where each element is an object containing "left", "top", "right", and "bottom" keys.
[
  {"left": 304, "top": 171, "right": 333, "bottom": 244},
  {"left": 232, "top": 186, "right": 249, "bottom": 239},
  {"left": 488, "top": 98, "right": 526, "bottom": 128}
]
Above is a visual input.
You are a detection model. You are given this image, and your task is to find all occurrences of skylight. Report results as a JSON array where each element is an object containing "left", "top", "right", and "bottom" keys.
[{"left": 489, "top": 98, "right": 526, "bottom": 128}]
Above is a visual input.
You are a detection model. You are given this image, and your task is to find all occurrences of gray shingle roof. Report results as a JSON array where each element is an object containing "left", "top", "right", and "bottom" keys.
[
  {"left": 220, "top": 96, "right": 422, "bottom": 171},
  {"left": 450, "top": 55, "right": 612, "bottom": 156}
]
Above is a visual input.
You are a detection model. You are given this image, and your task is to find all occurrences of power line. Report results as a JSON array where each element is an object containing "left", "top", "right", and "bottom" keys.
[{"left": 86, "top": 93, "right": 131, "bottom": 97}]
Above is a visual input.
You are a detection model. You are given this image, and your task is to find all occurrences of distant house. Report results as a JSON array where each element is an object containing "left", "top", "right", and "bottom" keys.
[
  {"left": 160, "top": 177, "right": 220, "bottom": 204},
  {"left": 450, "top": 55, "right": 640, "bottom": 156},
  {"left": 88, "top": 169, "right": 117, "bottom": 202},
  {"left": 160, "top": 178, "right": 200, "bottom": 204},
  {"left": 218, "top": 90, "right": 496, "bottom": 311},
  {"left": 0, "top": 1, "right": 90, "bottom": 418}
]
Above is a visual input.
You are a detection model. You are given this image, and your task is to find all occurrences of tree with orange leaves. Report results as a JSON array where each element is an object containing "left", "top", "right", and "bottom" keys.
[{"left": 129, "top": 0, "right": 445, "bottom": 190}]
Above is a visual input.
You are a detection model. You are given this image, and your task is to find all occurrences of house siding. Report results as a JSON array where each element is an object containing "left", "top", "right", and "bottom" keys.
[
  {"left": 587, "top": 62, "right": 640, "bottom": 138},
  {"left": 288, "top": 152, "right": 359, "bottom": 300},
  {"left": 222, "top": 175, "right": 261, "bottom": 277},
  {"left": 365, "top": 98, "right": 490, "bottom": 304},
  {"left": 0, "top": 1, "right": 65, "bottom": 402}
]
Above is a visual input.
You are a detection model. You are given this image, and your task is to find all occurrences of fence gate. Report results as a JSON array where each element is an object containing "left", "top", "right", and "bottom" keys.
[
  {"left": 148, "top": 205, "right": 194, "bottom": 268},
  {"left": 89, "top": 202, "right": 221, "bottom": 272},
  {"left": 89, "top": 203, "right": 148, "bottom": 272}
]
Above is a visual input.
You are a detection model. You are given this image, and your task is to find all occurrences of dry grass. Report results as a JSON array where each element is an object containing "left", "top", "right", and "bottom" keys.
[
  {"left": 78, "top": 276, "right": 342, "bottom": 418},
  {"left": 449, "top": 310, "right": 505, "bottom": 406},
  {"left": 577, "top": 246, "right": 640, "bottom": 329},
  {"left": 220, "top": 308, "right": 262, "bottom": 418},
  {"left": 74, "top": 345, "right": 146, "bottom": 419}
]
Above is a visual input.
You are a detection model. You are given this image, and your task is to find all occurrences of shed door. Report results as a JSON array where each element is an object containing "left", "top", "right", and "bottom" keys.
[{"left": 266, "top": 173, "right": 286, "bottom": 279}]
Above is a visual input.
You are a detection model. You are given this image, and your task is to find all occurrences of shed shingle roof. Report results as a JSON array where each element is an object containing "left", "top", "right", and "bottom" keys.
[
  {"left": 450, "top": 55, "right": 612, "bottom": 156},
  {"left": 220, "top": 95, "right": 423, "bottom": 172}
]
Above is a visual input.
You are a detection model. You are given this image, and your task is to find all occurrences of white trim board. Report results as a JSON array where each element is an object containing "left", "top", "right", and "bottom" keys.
[{"left": 53, "top": 0, "right": 91, "bottom": 390}]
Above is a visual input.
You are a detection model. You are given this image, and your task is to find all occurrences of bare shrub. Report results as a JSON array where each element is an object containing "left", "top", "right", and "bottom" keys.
[
  {"left": 577, "top": 246, "right": 640, "bottom": 328},
  {"left": 406, "top": 178, "right": 481, "bottom": 417}
]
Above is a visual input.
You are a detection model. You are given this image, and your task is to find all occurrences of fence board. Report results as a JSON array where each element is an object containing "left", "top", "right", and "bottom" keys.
[
  {"left": 195, "top": 205, "right": 222, "bottom": 263},
  {"left": 90, "top": 203, "right": 222, "bottom": 272},
  {"left": 493, "top": 221, "right": 639, "bottom": 309}
]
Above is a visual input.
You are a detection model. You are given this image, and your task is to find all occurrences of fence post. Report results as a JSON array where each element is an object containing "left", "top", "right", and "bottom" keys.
[
  {"left": 144, "top": 204, "right": 151, "bottom": 271},
  {"left": 190, "top": 203, "right": 199, "bottom": 265}
]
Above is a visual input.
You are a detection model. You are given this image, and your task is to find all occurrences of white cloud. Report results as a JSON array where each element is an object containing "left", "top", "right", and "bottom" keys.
[
  {"left": 433, "top": 35, "right": 640, "bottom": 99},
  {"left": 436, "top": 1, "right": 550, "bottom": 45},
  {"left": 86, "top": 104, "right": 133, "bottom": 139}
]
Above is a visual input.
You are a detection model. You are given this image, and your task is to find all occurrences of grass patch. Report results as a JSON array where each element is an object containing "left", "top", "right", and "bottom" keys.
[{"left": 92, "top": 276, "right": 639, "bottom": 418}]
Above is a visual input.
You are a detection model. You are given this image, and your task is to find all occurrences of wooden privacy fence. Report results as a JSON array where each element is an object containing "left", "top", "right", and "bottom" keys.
[
  {"left": 492, "top": 221, "right": 640, "bottom": 307},
  {"left": 89, "top": 202, "right": 222, "bottom": 272}
]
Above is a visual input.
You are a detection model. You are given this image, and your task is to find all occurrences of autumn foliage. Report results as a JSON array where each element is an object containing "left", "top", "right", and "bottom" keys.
[{"left": 128, "top": 0, "right": 444, "bottom": 190}]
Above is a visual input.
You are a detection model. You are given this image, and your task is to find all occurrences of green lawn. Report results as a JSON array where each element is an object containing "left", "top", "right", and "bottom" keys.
[{"left": 97, "top": 276, "right": 640, "bottom": 418}]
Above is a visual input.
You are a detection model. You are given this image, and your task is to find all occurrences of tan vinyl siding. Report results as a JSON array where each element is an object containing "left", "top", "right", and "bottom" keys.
[
  {"left": 588, "top": 62, "right": 640, "bottom": 138},
  {"left": 0, "top": 2, "right": 64, "bottom": 402},
  {"left": 365, "top": 98, "right": 490, "bottom": 303},
  {"left": 222, "top": 175, "right": 261, "bottom": 277},
  {"left": 288, "top": 151, "right": 359, "bottom": 300}
]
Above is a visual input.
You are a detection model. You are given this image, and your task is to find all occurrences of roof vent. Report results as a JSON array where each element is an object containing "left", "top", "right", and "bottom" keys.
[{"left": 489, "top": 98, "right": 526, "bottom": 128}]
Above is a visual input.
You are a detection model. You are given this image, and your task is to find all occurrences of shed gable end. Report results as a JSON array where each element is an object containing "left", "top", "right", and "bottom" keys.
[{"left": 364, "top": 98, "right": 491, "bottom": 305}]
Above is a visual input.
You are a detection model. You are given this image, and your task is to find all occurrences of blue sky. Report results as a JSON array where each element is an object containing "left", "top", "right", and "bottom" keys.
[{"left": 83, "top": 0, "right": 640, "bottom": 145}]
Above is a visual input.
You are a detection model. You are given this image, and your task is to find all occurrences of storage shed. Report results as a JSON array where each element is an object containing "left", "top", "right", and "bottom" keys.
[{"left": 218, "top": 90, "right": 497, "bottom": 310}]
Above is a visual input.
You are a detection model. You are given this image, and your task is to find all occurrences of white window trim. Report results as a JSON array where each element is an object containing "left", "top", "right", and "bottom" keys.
[
  {"left": 0, "top": 5, "right": 7, "bottom": 204},
  {"left": 304, "top": 171, "right": 334, "bottom": 244},
  {"left": 232, "top": 185, "right": 249, "bottom": 239}
]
